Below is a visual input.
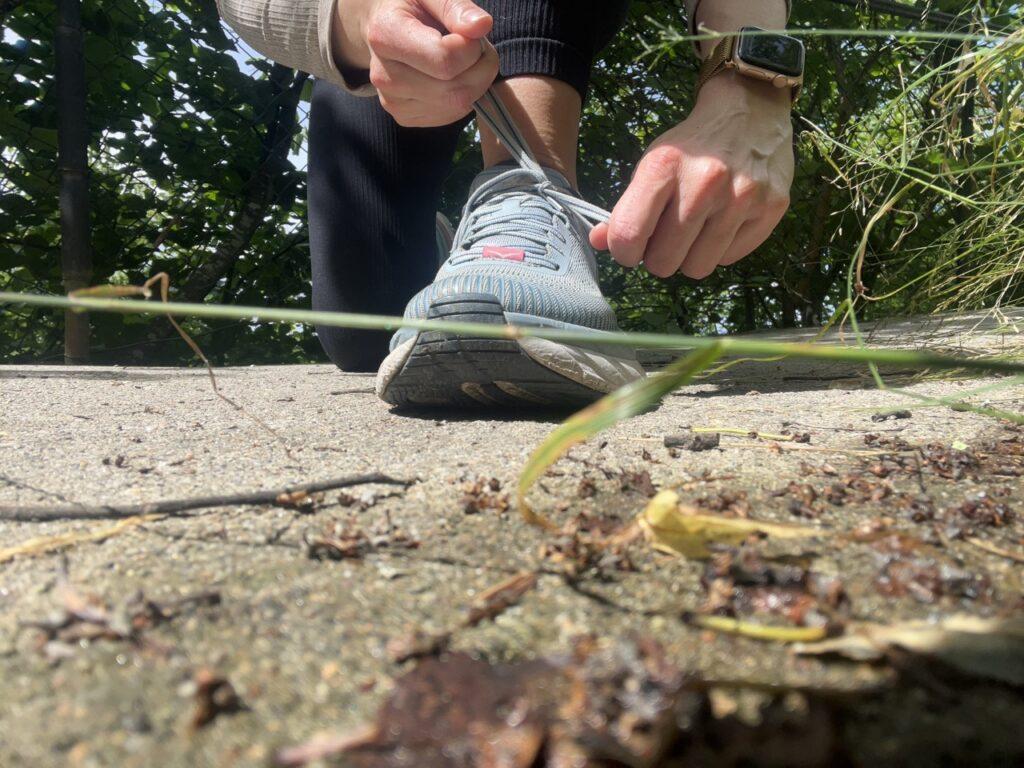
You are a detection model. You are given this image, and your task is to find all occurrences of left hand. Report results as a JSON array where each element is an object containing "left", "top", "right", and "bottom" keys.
[{"left": 591, "top": 70, "right": 794, "bottom": 279}]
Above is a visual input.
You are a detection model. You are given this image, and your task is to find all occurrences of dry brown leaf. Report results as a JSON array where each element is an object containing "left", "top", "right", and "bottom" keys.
[
  {"left": 794, "top": 614, "right": 1024, "bottom": 685},
  {"left": 638, "top": 491, "right": 821, "bottom": 559}
]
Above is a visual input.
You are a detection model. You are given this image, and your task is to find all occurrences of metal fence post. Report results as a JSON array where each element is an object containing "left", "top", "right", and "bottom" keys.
[{"left": 55, "top": 0, "right": 91, "bottom": 363}]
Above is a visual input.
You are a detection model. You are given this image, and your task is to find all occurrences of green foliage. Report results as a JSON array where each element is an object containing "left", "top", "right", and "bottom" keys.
[
  {"left": 1, "top": 0, "right": 1022, "bottom": 364},
  {"left": 1, "top": 0, "right": 317, "bottom": 363}
]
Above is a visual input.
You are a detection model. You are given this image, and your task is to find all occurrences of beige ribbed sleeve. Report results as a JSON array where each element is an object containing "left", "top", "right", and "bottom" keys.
[{"left": 215, "top": 0, "right": 375, "bottom": 95}]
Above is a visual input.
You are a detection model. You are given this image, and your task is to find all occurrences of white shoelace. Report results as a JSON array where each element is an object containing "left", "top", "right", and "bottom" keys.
[{"left": 472, "top": 89, "right": 612, "bottom": 232}]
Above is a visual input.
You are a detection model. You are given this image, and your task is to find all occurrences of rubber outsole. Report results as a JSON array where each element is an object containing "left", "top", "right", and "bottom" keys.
[{"left": 376, "top": 293, "right": 630, "bottom": 409}]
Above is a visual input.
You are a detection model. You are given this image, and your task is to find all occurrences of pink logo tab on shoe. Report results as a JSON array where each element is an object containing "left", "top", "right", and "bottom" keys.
[{"left": 482, "top": 245, "right": 525, "bottom": 262}]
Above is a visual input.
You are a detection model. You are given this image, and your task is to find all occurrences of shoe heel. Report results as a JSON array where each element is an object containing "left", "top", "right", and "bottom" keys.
[{"left": 378, "top": 293, "right": 604, "bottom": 409}]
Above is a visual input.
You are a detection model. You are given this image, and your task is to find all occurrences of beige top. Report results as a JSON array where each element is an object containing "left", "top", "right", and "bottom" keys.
[{"left": 215, "top": 1, "right": 790, "bottom": 96}]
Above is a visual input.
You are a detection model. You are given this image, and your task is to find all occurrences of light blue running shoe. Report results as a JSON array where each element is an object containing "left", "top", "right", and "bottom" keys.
[{"left": 376, "top": 93, "right": 644, "bottom": 408}]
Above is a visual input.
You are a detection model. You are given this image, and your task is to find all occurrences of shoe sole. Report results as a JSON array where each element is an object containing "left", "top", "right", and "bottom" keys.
[{"left": 376, "top": 293, "right": 644, "bottom": 409}]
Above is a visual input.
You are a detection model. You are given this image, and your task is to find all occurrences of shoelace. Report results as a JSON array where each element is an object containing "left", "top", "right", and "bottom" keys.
[
  {"left": 451, "top": 189, "right": 564, "bottom": 269},
  {"left": 454, "top": 89, "right": 612, "bottom": 252}
]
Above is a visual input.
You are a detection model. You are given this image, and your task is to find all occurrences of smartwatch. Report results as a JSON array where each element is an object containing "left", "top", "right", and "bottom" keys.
[{"left": 697, "top": 26, "right": 805, "bottom": 103}]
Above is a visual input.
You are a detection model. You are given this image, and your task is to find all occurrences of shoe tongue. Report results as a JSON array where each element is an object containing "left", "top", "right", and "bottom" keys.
[
  {"left": 469, "top": 162, "right": 574, "bottom": 195},
  {"left": 459, "top": 164, "right": 577, "bottom": 259}
]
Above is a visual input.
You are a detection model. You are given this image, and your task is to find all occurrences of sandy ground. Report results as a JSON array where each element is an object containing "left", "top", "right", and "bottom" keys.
[{"left": 0, "top": 312, "right": 1022, "bottom": 767}]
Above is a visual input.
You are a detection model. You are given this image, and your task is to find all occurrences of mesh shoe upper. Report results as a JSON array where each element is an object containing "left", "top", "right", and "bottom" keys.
[{"left": 396, "top": 165, "right": 620, "bottom": 350}]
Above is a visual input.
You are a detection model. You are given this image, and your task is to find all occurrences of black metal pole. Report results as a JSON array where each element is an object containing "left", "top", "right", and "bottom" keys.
[{"left": 55, "top": 0, "right": 91, "bottom": 363}]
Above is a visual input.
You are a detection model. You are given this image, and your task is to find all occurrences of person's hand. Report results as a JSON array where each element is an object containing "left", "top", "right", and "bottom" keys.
[
  {"left": 333, "top": 0, "right": 499, "bottom": 127},
  {"left": 591, "top": 71, "right": 794, "bottom": 279}
]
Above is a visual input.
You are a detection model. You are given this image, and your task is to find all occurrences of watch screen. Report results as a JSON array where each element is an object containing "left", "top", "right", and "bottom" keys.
[{"left": 738, "top": 28, "right": 804, "bottom": 78}]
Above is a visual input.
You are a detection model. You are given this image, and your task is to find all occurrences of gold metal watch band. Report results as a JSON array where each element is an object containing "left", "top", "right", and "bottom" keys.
[
  {"left": 695, "top": 30, "right": 802, "bottom": 104},
  {"left": 696, "top": 35, "right": 733, "bottom": 96}
]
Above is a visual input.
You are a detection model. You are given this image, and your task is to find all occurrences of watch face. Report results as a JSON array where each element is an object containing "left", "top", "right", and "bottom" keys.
[{"left": 738, "top": 28, "right": 804, "bottom": 78}]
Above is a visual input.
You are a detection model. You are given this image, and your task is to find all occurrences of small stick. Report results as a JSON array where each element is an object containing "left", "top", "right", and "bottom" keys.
[
  {"left": 966, "top": 537, "right": 1024, "bottom": 563},
  {"left": 690, "top": 426, "right": 800, "bottom": 442},
  {"left": 0, "top": 474, "right": 411, "bottom": 523}
]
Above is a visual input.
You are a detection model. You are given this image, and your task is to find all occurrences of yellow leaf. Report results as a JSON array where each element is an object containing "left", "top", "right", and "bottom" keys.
[
  {"left": 638, "top": 490, "right": 821, "bottom": 558},
  {"left": 517, "top": 345, "right": 725, "bottom": 530},
  {"left": 690, "top": 614, "right": 829, "bottom": 643}
]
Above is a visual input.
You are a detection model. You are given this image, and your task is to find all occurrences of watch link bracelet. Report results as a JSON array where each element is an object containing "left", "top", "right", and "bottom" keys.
[{"left": 696, "top": 25, "right": 805, "bottom": 103}]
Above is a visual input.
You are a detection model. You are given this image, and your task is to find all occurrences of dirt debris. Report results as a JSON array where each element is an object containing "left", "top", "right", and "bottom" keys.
[
  {"left": 188, "top": 668, "right": 244, "bottom": 731},
  {"left": 699, "top": 545, "right": 847, "bottom": 629},
  {"left": 280, "top": 638, "right": 700, "bottom": 768},
  {"left": 304, "top": 517, "right": 419, "bottom": 561},
  {"left": 459, "top": 476, "right": 510, "bottom": 515},
  {"left": 540, "top": 512, "right": 638, "bottom": 579},
  {"left": 871, "top": 410, "right": 913, "bottom": 422},
  {"left": 619, "top": 469, "right": 659, "bottom": 497},
  {"left": 665, "top": 432, "right": 721, "bottom": 452},
  {"left": 20, "top": 583, "right": 220, "bottom": 663}
]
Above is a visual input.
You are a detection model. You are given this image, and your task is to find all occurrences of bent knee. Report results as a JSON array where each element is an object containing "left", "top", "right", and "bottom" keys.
[{"left": 317, "top": 327, "right": 391, "bottom": 372}]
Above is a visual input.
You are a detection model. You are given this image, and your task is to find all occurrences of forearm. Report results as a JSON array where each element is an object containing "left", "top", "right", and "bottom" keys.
[
  {"left": 215, "top": 0, "right": 375, "bottom": 94},
  {"left": 686, "top": 0, "right": 790, "bottom": 57}
]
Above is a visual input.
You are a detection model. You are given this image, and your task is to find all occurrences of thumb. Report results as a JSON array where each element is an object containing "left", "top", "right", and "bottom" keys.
[
  {"left": 421, "top": 0, "right": 492, "bottom": 38},
  {"left": 590, "top": 222, "right": 610, "bottom": 252}
]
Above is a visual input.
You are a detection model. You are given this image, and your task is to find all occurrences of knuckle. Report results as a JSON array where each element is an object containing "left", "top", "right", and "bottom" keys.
[
  {"left": 770, "top": 192, "right": 792, "bottom": 214},
  {"left": 641, "top": 146, "right": 681, "bottom": 178},
  {"left": 733, "top": 178, "right": 762, "bottom": 204},
  {"left": 442, "top": 0, "right": 463, "bottom": 21},
  {"left": 697, "top": 158, "right": 730, "bottom": 189},
  {"left": 609, "top": 220, "right": 643, "bottom": 249},
  {"left": 368, "top": 63, "right": 393, "bottom": 91},
  {"left": 365, "top": 16, "right": 389, "bottom": 50},
  {"left": 436, "top": 50, "right": 463, "bottom": 80}
]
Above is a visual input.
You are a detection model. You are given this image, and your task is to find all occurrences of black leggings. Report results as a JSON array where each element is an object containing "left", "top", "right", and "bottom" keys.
[{"left": 308, "top": 0, "right": 631, "bottom": 371}]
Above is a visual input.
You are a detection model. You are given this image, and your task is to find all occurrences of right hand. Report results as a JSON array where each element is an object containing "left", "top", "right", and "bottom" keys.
[{"left": 334, "top": 0, "right": 499, "bottom": 127}]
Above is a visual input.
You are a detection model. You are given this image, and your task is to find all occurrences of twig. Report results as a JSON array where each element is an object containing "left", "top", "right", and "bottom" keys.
[
  {"left": 691, "top": 426, "right": 801, "bottom": 442},
  {"left": 0, "top": 515, "right": 159, "bottom": 563},
  {"left": 966, "top": 537, "right": 1024, "bottom": 563},
  {"left": 388, "top": 570, "right": 539, "bottom": 664},
  {"left": 0, "top": 474, "right": 411, "bottom": 522}
]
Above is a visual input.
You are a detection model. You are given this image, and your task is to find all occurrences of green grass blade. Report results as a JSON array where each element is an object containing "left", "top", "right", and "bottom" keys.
[
  {"left": 2, "top": 291, "right": 1023, "bottom": 377},
  {"left": 516, "top": 344, "right": 725, "bottom": 530}
]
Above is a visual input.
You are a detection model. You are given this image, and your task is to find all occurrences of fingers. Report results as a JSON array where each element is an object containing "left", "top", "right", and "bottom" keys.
[
  {"left": 678, "top": 211, "right": 745, "bottom": 279},
  {"left": 720, "top": 196, "right": 789, "bottom": 265},
  {"left": 603, "top": 148, "right": 679, "bottom": 268},
  {"left": 419, "top": 0, "right": 493, "bottom": 38},
  {"left": 370, "top": 41, "right": 498, "bottom": 125},
  {"left": 366, "top": 7, "right": 484, "bottom": 81},
  {"left": 641, "top": 198, "right": 708, "bottom": 278},
  {"left": 601, "top": 147, "right": 790, "bottom": 280}
]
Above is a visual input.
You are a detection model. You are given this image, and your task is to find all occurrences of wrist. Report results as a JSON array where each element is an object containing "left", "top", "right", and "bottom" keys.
[
  {"left": 696, "top": 69, "right": 791, "bottom": 116},
  {"left": 332, "top": 0, "right": 374, "bottom": 70},
  {"left": 693, "top": 0, "right": 788, "bottom": 57}
]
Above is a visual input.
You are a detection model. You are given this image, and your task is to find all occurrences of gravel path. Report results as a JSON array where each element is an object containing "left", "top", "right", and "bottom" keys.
[{"left": 1, "top": 312, "right": 1022, "bottom": 767}]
